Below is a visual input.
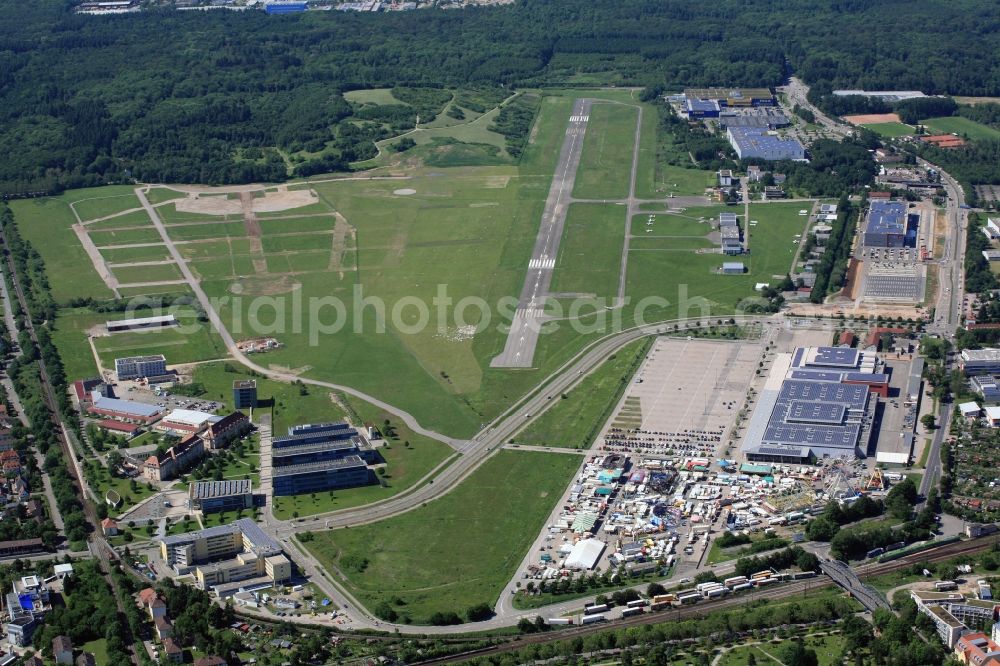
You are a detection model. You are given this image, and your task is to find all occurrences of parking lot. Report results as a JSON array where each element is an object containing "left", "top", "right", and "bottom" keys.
[
  {"left": 597, "top": 337, "right": 762, "bottom": 457},
  {"left": 116, "top": 380, "right": 224, "bottom": 415}
]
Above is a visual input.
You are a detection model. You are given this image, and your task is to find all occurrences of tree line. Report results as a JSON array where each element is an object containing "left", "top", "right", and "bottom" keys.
[{"left": 4, "top": 0, "right": 1000, "bottom": 191}]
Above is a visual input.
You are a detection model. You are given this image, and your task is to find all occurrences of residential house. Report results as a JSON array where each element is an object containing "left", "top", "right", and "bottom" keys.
[
  {"left": 53, "top": 635, "right": 74, "bottom": 664},
  {"left": 101, "top": 518, "right": 119, "bottom": 536}
]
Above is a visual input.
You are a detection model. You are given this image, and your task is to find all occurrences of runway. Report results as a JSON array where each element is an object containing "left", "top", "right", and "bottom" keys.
[{"left": 491, "top": 98, "right": 593, "bottom": 368}]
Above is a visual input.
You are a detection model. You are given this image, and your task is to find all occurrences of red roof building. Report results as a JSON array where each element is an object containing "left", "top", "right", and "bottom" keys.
[
  {"left": 838, "top": 330, "right": 856, "bottom": 347},
  {"left": 866, "top": 326, "right": 907, "bottom": 348}
]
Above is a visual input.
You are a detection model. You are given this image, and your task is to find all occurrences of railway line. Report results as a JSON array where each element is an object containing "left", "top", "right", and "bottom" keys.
[
  {"left": 409, "top": 534, "right": 1000, "bottom": 665},
  {"left": 0, "top": 225, "right": 140, "bottom": 665}
]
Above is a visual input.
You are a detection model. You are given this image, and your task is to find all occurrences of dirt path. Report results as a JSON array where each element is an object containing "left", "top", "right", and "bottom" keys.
[
  {"left": 72, "top": 223, "right": 120, "bottom": 297},
  {"left": 328, "top": 212, "right": 355, "bottom": 276},
  {"left": 240, "top": 191, "right": 267, "bottom": 274}
]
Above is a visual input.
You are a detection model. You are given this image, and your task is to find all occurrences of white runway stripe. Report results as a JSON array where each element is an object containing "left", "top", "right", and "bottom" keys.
[
  {"left": 516, "top": 307, "right": 545, "bottom": 319},
  {"left": 569, "top": 115, "right": 589, "bottom": 122},
  {"left": 528, "top": 258, "right": 556, "bottom": 270}
]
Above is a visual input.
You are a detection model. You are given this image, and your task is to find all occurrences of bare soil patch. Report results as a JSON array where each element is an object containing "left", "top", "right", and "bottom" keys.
[{"left": 843, "top": 112, "right": 902, "bottom": 125}]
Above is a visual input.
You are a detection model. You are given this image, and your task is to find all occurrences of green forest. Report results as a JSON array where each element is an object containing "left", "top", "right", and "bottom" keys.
[{"left": 4, "top": 0, "right": 1000, "bottom": 191}]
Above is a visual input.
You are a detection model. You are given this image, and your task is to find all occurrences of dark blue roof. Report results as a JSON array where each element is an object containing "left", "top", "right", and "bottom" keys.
[
  {"left": 811, "top": 346, "right": 860, "bottom": 367},
  {"left": 865, "top": 201, "right": 907, "bottom": 236}
]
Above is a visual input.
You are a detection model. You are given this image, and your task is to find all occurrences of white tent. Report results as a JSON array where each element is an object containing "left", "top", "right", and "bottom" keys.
[{"left": 564, "top": 539, "right": 606, "bottom": 570}]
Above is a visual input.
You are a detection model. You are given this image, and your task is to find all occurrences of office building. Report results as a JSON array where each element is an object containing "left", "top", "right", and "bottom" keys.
[
  {"left": 115, "top": 355, "right": 167, "bottom": 380},
  {"left": 188, "top": 480, "right": 253, "bottom": 514},
  {"left": 159, "top": 518, "right": 291, "bottom": 591},
  {"left": 272, "top": 456, "right": 372, "bottom": 496},
  {"left": 232, "top": 380, "right": 257, "bottom": 409},
  {"left": 962, "top": 349, "right": 1000, "bottom": 376},
  {"left": 727, "top": 127, "right": 804, "bottom": 161}
]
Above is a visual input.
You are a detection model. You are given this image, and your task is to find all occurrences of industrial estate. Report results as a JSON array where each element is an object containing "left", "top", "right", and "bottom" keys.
[{"left": 3, "top": 12, "right": 1000, "bottom": 663}]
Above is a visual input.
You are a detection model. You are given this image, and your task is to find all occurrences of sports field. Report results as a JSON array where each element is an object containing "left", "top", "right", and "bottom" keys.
[
  {"left": 861, "top": 121, "right": 914, "bottom": 138},
  {"left": 921, "top": 116, "right": 1000, "bottom": 141},
  {"left": 303, "top": 449, "right": 580, "bottom": 623}
]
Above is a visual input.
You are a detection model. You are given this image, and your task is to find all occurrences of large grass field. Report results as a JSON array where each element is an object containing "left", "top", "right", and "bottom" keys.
[
  {"left": 112, "top": 262, "right": 184, "bottom": 284},
  {"left": 861, "top": 121, "right": 914, "bottom": 138},
  {"left": 513, "top": 337, "right": 650, "bottom": 448},
  {"left": 71, "top": 191, "right": 142, "bottom": 222},
  {"left": 550, "top": 203, "right": 626, "bottom": 298},
  {"left": 51, "top": 307, "right": 228, "bottom": 380},
  {"left": 9, "top": 192, "right": 117, "bottom": 301},
  {"left": 626, "top": 201, "right": 807, "bottom": 319},
  {"left": 303, "top": 449, "right": 580, "bottom": 623},
  {"left": 922, "top": 115, "right": 1000, "bottom": 141},
  {"left": 16, "top": 90, "right": 794, "bottom": 443},
  {"left": 572, "top": 102, "right": 638, "bottom": 199}
]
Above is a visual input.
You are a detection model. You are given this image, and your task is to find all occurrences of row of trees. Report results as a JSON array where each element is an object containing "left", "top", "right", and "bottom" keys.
[{"left": 7, "top": 0, "right": 1000, "bottom": 191}]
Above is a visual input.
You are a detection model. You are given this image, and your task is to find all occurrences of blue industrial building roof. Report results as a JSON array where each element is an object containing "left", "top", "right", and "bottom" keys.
[
  {"left": 288, "top": 422, "right": 352, "bottom": 437},
  {"left": 786, "top": 401, "right": 846, "bottom": 424},
  {"left": 787, "top": 369, "right": 844, "bottom": 382},
  {"left": 190, "top": 480, "right": 252, "bottom": 500},
  {"left": 727, "top": 127, "right": 804, "bottom": 161},
  {"left": 271, "top": 455, "right": 367, "bottom": 477},
  {"left": 91, "top": 394, "right": 161, "bottom": 418},
  {"left": 865, "top": 201, "right": 907, "bottom": 236},
  {"left": 265, "top": 2, "right": 307, "bottom": 11},
  {"left": 760, "top": 379, "right": 868, "bottom": 450},
  {"left": 685, "top": 98, "right": 720, "bottom": 114},
  {"left": 811, "top": 346, "right": 860, "bottom": 367}
]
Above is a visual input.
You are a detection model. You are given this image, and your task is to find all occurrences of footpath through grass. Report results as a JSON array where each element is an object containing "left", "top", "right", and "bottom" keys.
[
  {"left": 513, "top": 337, "right": 651, "bottom": 448},
  {"left": 303, "top": 449, "right": 580, "bottom": 624}
]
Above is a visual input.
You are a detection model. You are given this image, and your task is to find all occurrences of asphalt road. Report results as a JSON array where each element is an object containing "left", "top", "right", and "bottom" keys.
[
  {"left": 492, "top": 98, "right": 593, "bottom": 368},
  {"left": 916, "top": 156, "right": 967, "bottom": 498}
]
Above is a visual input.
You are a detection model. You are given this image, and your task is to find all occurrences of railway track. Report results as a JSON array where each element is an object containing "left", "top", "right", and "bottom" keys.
[
  {"left": 411, "top": 534, "right": 1000, "bottom": 665},
  {"left": 0, "top": 226, "right": 140, "bottom": 665}
]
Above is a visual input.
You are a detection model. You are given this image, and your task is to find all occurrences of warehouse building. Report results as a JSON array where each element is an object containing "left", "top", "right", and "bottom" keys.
[
  {"left": 685, "top": 98, "right": 720, "bottom": 118},
  {"left": 87, "top": 392, "right": 162, "bottom": 424},
  {"left": 862, "top": 201, "right": 918, "bottom": 248},
  {"left": 232, "top": 380, "right": 257, "bottom": 409},
  {"left": 272, "top": 456, "right": 373, "bottom": 496},
  {"left": 718, "top": 109, "right": 790, "bottom": 130},
  {"left": 683, "top": 88, "right": 775, "bottom": 107},
  {"left": 264, "top": 1, "right": 306, "bottom": 12},
  {"left": 188, "top": 480, "right": 253, "bottom": 514},
  {"left": 106, "top": 315, "right": 177, "bottom": 333},
  {"left": 727, "top": 127, "right": 805, "bottom": 161},
  {"left": 115, "top": 355, "right": 167, "bottom": 381},
  {"left": 742, "top": 347, "right": 879, "bottom": 463},
  {"left": 722, "top": 262, "right": 745, "bottom": 274}
]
